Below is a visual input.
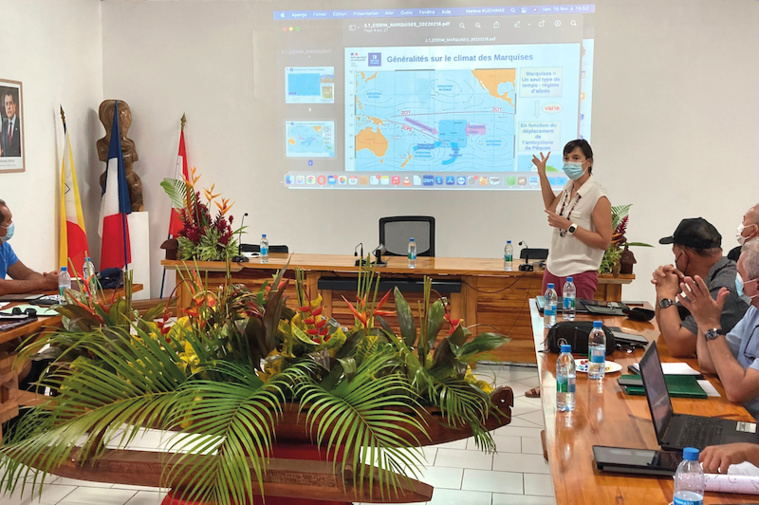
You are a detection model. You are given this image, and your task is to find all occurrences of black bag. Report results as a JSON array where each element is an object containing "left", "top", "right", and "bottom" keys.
[{"left": 546, "top": 321, "right": 615, "bottom": 356}]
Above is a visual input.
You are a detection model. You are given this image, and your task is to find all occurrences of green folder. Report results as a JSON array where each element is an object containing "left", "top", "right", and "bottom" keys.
[{"left": 618, "top": 374, "right": 707, "bottom": 399}]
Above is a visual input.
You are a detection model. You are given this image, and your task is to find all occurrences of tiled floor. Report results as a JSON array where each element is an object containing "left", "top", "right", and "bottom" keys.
[{"left": 1, "top": 364, "right": 555, "bottom": 505}]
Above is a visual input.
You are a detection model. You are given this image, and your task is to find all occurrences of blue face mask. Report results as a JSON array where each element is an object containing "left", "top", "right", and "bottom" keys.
[
  {"left": 735, "top": 273, "right": 757, "bottom": 304},
  {"left": 562, "top": 162, "right": 587, "bottom": 180},
  {"left": 0, "top": 222, "right": 13, "bottom": 243}
]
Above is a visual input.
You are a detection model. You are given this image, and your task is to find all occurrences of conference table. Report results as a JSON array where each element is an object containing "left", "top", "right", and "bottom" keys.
[
  {"left": 163, "top": 254, "right": 633, "bottom": 364},
  {"left": 530, "top": 300, "right": 759, "bottom": 504}
]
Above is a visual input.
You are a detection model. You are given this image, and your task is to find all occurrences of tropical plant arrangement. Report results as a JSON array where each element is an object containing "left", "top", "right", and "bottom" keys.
[
  {"left": 0, "top": 261, "right": 509, "bottom": 505},
  {"left": 161, "top": 167, "right": 237, "bottom": 261},
  {"left": 599, "top": 204, "right": 653, "bottom": 274}
]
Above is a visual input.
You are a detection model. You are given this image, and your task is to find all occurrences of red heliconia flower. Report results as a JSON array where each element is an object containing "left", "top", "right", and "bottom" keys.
[
  {"left": 307, "top": 328, "right": 319, "bottom": 335},
  {"left": 318, "top": 327, "right": 329, "bottom": 336},
  {"left": 311, "top": 306, "right": 323, "bottom": 316},
  {"left": 315, "top": 318, "right": 327, "bottom": 329},
  {"left": 304, "top": 317, "right": 315, "bottom": 325}
]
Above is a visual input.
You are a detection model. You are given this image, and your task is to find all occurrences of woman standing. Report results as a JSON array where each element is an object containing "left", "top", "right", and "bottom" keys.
[
  {"left": 525, "top": 139, "right": 611, "bottom": 398},
  {"left": 533, "top": 139, "right": 612, "bottom": 299}
]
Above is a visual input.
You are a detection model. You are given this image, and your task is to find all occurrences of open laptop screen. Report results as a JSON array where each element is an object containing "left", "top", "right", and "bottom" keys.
[{"left": 639, "top": 342, "right": 674, "bottom": 441}]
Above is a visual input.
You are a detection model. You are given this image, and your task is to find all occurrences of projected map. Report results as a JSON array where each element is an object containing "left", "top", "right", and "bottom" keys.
[
  {"left": 286, "top": 121, "right": 335, "bottom": 157},
  {"left": 350, "top": 69, "right": 516, "bottom": 172}
]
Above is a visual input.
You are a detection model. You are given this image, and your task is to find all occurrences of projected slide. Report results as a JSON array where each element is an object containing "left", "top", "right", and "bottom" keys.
[
  {"left": 286, "top": 121, "right": 335, "bottom": 157},
  {"left": 269, "top": 3, "right": 596, "bottom": 190}
]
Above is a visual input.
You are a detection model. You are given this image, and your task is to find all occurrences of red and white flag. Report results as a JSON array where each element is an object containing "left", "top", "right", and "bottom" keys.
[
  {"left": 98, "top": 101, "right": 131, "bottom": 271},
  {"left": 168, "top": 128, "right": 189, "bottom": 237}
]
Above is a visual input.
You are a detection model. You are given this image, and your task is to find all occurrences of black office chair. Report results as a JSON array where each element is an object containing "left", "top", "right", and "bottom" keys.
[
  {"left": 240, "top": 244, "right": 289, "bottom": 254},
  {"left": 379, "top": 216, "right": 435, "bottom": 257}
]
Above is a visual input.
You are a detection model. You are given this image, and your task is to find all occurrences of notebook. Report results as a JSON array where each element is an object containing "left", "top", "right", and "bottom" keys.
[
  {"left": 638, "top": 342, "right": 758, "bottom": 450},
  {"left": 618, "top": 374, "right": 707, "bottom": 399}
]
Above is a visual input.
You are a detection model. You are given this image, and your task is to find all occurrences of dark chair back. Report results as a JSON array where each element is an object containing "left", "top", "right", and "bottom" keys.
[
  {"left": 240, "top": 244, "right": 289, "bottom": 254},
  {"left": 379, "top": 216, "right": 435, "bottom": 257}
]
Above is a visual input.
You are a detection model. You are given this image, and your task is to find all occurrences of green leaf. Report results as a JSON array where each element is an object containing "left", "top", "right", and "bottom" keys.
[
  {"left": 393, "top": 287, "right": 417, "bottom": 346},
  {"left": 425, "top": 299, "right": 445, "bottom": 357},
  {"left": 160, "top": 178, "right": 189, "bottom": 210}
]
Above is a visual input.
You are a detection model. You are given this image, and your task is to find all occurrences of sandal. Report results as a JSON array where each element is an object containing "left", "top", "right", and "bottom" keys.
[{"left": 525, "top": 387, "right": 541, "bottom": 398}]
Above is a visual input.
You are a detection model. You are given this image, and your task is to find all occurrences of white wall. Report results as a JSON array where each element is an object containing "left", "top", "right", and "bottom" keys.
[
  {"left": 99, "top": 0, "right": 759, "bottom": 302},
  {"left": 0, "top": 0, "right": 103, "bottom": 276}
]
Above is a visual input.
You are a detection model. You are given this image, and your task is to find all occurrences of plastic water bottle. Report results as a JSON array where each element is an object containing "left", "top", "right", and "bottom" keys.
[
  {"left": 82, "top": 256, "right": 96, "bottom": 293},
  {"left": 588, "top": 320, "right": 606, "bottom": 380},
  {"left": 408, "top": 238, "right": 417, "bottom": 269},
  {"left": 556, "top": 344, "right": 576, "bottom": 412},
  {"left": 503, "top": 240, "right": 513, "bottom": 271},
  {"left": 673, "top": 447, "right": 704, "bottom": 505},
  {"left": 562, "top": 276, "right": 576, "bottom": 321},
  {"left": 58, "top": 266, "right": 71, "bottom": 300},
  {"left": 260, "top": 234, "right": 269, "bottom": 263},
  {"left": 544, "top": 283, "right": 557, "bottom": 328}
]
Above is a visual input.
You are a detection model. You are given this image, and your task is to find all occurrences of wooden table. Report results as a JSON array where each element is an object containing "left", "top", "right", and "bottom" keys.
[
  {"left": 530, "top": 300, "right": 759, "bottom": 504},
  {"left": 163, "top": 255, "right": 633, "bottom": 364}
]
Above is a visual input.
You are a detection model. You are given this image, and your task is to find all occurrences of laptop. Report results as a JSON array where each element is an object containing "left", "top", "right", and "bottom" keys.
[
  {"left": 638, "top": 342, "right": 758, "bottom": 450},
  {"left": 536, "top": 296, "right": 629, "bottom": 316}
]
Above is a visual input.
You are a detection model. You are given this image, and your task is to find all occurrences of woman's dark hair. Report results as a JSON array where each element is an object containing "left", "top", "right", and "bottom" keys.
[{"left": 563, "top": 139, "right": 594, "bottom": 174}]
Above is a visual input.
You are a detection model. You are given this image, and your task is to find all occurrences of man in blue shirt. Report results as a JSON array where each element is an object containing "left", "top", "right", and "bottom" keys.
[
  {"left": 0, "top": 199, "right": 59, "bottom": 295},
  {"left": 679, "top": 239, "right": 759, "bottom": 419}
]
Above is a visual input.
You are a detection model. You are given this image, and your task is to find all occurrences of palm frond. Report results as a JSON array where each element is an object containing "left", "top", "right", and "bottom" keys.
[
  {"left": 161, "top": 178, "right": 190, "bottom": 210},
  {"left": 293, "top": 351, "right": 427, "bottom": 500}
]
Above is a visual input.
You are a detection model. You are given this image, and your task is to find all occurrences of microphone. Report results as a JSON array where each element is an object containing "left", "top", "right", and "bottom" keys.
[
  {"left": 354, "top": 242, "right": 364, "bottom": 267},
  {"left": 231, "top": 212, "right": 249, "bottom": 263},
  {"left": 518, "top": 240, "right": 533, "bottom": 272},
  {"left": 373, "top": 243, "right": 387, "bottom": 267}
]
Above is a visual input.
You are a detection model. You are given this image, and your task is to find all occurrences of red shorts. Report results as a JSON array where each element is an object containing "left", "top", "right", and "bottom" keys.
[{"left": 542, "top": 268, "right": 599, "bottom": 300}]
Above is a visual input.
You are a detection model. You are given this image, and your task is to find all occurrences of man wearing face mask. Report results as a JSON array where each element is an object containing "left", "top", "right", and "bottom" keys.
[
  {"left": 652, "top": 217, "right": 748, "bottom": 357},
  {"left": 532, "top": 139, "right": 612, "bottom": 300},
  {"left": 677, "top": 239, "right": 759, "bottom": 420},
  {"left": 0, "top": 199, "right": 59, "bottom": 295},
  {"left": 728, "top": 204, "right": 759, "bottom": 262}
]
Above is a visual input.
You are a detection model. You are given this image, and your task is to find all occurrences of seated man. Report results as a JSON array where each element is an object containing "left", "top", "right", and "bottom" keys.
[
  {"left": 700, "top": 442, "right": 759, "bottom": 474},
  {"left": 728, "top": 203, "right": 759, "bottom": 261},
  {"left": 652, "top": 217, "right": 748, "bottom": 357},
  {"left": 0, "top": 199, "right": 59, "bottom": 295},
  {"left": 679, "top": 239, "right": 759, "bottom": 419}
]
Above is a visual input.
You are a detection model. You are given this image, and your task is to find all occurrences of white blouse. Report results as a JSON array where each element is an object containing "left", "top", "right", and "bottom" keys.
[{"left": 545, "top": 177, "right": 608, "bottom": 277}]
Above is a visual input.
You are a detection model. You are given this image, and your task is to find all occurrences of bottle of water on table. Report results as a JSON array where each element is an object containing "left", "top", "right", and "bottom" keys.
[
  {"left": 260, "top": 234, "right": 269, "bottom": 263},
  {"left": 562, "top": 276, "right": 576, "bottom": 321},
  {"left": 82, "top": 256, "right": 96, "bottom": 293},
  {"left": 544, "top": 283, "right": 557, "bottom": 328},
  {"left": 556, "top": 344, "right": 576, "bottom": 412},
  {"left": 58, "top": 266, "right": 71, "bottom": 301},
  {"left": 408, "top": 237, "right": 417, "bottom": 269},
  {"left": 503, "top": 240, "right": 513, "bottom": 271},
  {"left": 673, "top": 447, "right": 704, "bottom": 505},
  {"left": 588, "top": 320, "right": 606, "bottom": 379}
]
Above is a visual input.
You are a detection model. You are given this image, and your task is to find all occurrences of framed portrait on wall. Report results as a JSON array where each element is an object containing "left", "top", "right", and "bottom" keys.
[{"left": 0, "top": 79, "right": 24, "bottom": 173}]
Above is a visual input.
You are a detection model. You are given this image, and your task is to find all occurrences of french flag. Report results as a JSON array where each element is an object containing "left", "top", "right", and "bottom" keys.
[{"left": 98, "top": 101, "right": 131, "bottom": 271}]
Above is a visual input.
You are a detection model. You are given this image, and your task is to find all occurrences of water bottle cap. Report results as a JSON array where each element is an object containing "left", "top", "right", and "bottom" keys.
[
  {"left": 682, "top": 447, "right": 699, "bottom": 461},
  {"left": 560, "top": 344, "right": 572, "bottom": 353},
  {"left": 507, "top": 240, "right": 511, "bottom": 244},
  {"left": 593, "top": 320, "right": 602, "bottom": 328},
  {"left": 85, "top": 257, "right": 91, "bottom": 261},
  {"left": 61, "top": 266, "right": 67, "bottom": 272},
  {"left": 262, "top": 234, "right": 267, "bottom": 238},
  {"left": 547, "top": 283, "right": 554, "bottom": 289},
  {"left": 410, "top": 238, "right": 415, "bottom": 242},
  {"left": 567, "top": 276, "right": 573, "bottom": 282}
]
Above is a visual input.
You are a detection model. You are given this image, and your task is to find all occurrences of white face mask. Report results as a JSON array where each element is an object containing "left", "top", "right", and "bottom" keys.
[{"left": 737, "top": 223, "right": 757, "bottom": 246}]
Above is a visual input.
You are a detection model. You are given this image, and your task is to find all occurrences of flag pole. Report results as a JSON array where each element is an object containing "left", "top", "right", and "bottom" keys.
[{"left": 160, "top": 113, "right": 186, "bottom": 298}]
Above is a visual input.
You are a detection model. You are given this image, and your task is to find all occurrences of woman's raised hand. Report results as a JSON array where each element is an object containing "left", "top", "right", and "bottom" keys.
[{"left": 532, "top": 151, "right": 550, "bottom": 175}]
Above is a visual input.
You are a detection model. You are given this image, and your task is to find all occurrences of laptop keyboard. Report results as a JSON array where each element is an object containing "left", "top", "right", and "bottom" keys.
[{"left": 676, "top": 419, "right": 724, "bottom": 448}]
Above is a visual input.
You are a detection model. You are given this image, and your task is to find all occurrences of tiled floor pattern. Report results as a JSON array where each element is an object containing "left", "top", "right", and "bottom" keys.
[{"left": 0, "top": 364, "right": 555, "bottom": 505}]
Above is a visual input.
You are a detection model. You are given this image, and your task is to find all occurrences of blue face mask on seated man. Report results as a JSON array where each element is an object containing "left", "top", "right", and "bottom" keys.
[
  {"left": 735, "top": 272, "right": 757, "bottom": 304},
  {"left": 0, "top": 222, "right": 14, "bottom": 243},
  {"left": 562, "top": 162, "right": 587, "bottom": 180}
]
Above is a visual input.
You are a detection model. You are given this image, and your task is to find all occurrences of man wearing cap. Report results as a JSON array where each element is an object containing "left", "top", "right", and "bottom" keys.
[
  {"left": 728, "top": 203, "right": 759, "bottom": 262},
  {"left": 652, "top": 217, "right": 748, "bottom": 357}
]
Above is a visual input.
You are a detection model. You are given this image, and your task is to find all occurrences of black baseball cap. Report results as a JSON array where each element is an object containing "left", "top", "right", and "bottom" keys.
[{"left": 659, "top": 217, "right": 722, "bottom": 249}]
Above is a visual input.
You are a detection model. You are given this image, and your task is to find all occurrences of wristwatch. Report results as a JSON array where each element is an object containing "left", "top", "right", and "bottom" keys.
[
  {"left": 704, "top": 328, "right": 726, "bottom": 341},
  {"left": 567, "top": 223, "right": 578, "bottom": 235},
  {"left": 658, "top": 298, "right": 676, "bottom": 309}
]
